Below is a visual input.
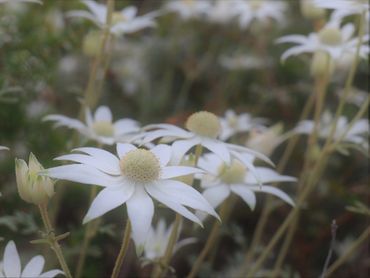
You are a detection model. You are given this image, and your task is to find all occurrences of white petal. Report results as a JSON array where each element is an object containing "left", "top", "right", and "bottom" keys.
[
  {"left": 276, "top": 35, "right": 308, "bottom": 44},
  {"left": 114, "top": 119, "right": 140, "bottom": 135},
  {"left": 94, "top": 106, "right": 112, "bottom": 122},
  {"left": 45, "top": 164, "right": 120, "bottom": 187},
  {"left": 83, "top": 184, "right": 135, "bottom": 224},
  {"left": 39, "top": 269, "right": 64, "bottom": 278},
  {"left": 82, "top": 0, "right": 106, "bottom": 24},
  {"left": 116, "top": 143, "right": 137, "bottom": 159},
  {"left": 281, "top": 45, "right": 314, "bottom": 61},
  {"left": 230, "top": 185, "right": 256, "bottom": 210},
  {"left": 121, "top": 6, "right": 137, "bottom": 19},
  {"left": 246, "top": 168, "right": 297, "bottom": 184},
  {"left": 145, "top": 183, "right": 202, "bottom": 226},
  {"left": 150, "top": 144, "right": 172, "bottom": 166},
  {"left": 161, "top": 166, "right": 204, "bottom": 179},
  {"left": 152, "top": 180, "right": 219, "bottom": 219},
  {"left": 171, "top": 138, "right": 200, "bottom": 165},
  {"left": 202, "top": 139, "right": 231, "bottom": 164},
  {"left": 127, "top": 186, "right": 154, "bottom": 250},
  {"left": 55, "top": 153, "right": 120, "bottom": 175},
  {"left": 21, "top": 255, "right": 44, "bottom": 277},
  {"left": 3, "top": 241, "right": 21, "bottom": 277},
  {"left": 73, "top": 147, "right": 120, "bottom": 166},
  {"left": 198, "top": 153, "right": 223, "bottom": 175},
  {"left": 43, "top": 115, "right": 85, "bottom": 131},
  {"left": 202, "top": 185, "right": 230, "bottom": 209},
  {"left": 249, "top": 185, "right": 294, "bottom": 206}
]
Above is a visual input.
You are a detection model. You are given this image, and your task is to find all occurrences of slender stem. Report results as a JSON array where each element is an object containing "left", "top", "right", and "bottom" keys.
[
  {"left": 111, "top": 220, "right": 132, "bottom": 278},
  {"left": 320, "top": 220, "right": 338, "bottom": 278},
  {"left": 187, "top": 199, "right": 230, "bottom": 278},
  {"left": 324, "top": 226, "right": 369, "bottom": 277},
  {"left": 38, "top": 204, "right": 72, "bottom": 278}
]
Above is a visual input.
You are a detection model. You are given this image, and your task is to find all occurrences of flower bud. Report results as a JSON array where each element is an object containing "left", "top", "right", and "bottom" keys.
[
  {"left": 310, "top": 51, "right": 334, "bottom": 78},
  {"left": 82, "top": 31, "right": 103, "bottom": 57},
  {"left": 300, "top": 0, "right": 325, "bottom": 19},
  {"left": 15, "top": 153, "right": 54, "bottom": 205}
]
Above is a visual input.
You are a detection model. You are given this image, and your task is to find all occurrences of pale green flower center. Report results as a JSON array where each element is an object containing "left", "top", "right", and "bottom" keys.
[
  {"left": 112, "top": 12, "right": 126, "bottom": 25},
  {"left": 186, "top": 111, "right": 221, "bottom": 138},
  {"left": 92, "top": 121, "right": 114, "bottom": 137},
  {"left": 318, "top": 27, "right": 342, "bottom": 45},
  {"left": 218, "top": 160, "right": 246, "bottom": 184},
  {"left": 120, "top": 149, "right": 161, "bottom": 183}
]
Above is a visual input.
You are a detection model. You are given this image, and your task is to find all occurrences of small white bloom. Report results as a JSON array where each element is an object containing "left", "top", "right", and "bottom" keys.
[
  {"left": 143, "top": 218, "right": 196, "bottom": 260},
  {"left": 294, "top": 112, "right": 369, "bottom": 150},
  {"left": 45, "top": 144, "right": 218, "bottom": 250},
  {"left": 44, "top": 105, "right": 140, "bottom": 145},
  {"left": 135, "top": 111, "right": 271, "bottom": 166},
  {"left": 219, "top": 110, "right": 266, "bottom": 141},
  {"left": 235, "top": 0, "right": 288, "bottom": 29},
  {"left": 0, "top": 241, "right": 63, "bottom": 278},
  {"left": 164, "top": 0, "right": 211, "bottom": 20},
  {"left": 197, "top": 153, "right": 295, "bottom": 219},
  {"left": 276, "top": 17, "right": 369, "bottom": 62},
  {"left": 68, "top": 0, "right": 157, "bottom": 36}
]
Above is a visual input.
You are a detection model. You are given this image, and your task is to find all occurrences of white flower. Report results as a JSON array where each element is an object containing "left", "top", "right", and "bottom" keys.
[
  {"left": 219, "top": 53, "right": 272, "bottom": 71},
  {"left": 294, "top": 112, "right": 369, "bottom": 150},
  {"left": 135, "top": 111, "right": 271, "bottom": 166},
  {"left": 164, "top": 0, "right": 211, "bottom": 20},
  {"left": 276, "top": 18, "right": 369, "bottom": 62},
  {"left": 0, "top": 146, "right": 9, "bottom": 151},
  {"left": 67, "top": 0, "right": 157, "bottom": 36},
  {"left": 197, "top": 153, "right": 295, "bottom": 219},
  {"left": 0, "top": 241, "right": 63, "bottom": 278},
  {"left": 45, "top": 143, "right": 218, "bottom": 250},
  {"left": 143, "top": 218, "right": 196, "bottom": 260},
  {"left": 313, "top": 0, "right": 369, "bottom": 22},
  {"left": 44, "top": 105, "right": 140, "bottom": 145},
  {"left": 219, "top": 110, "right": 266, "bottom": 141},
  {"left": 235, "top": 0, "right": 288, "bottom": 29}
]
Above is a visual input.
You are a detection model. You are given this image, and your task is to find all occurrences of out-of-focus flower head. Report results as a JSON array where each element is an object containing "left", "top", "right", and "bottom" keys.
[
  {"left": 143, "top": 218, "right": 196, "bottom": 260},
  {"left": 219, "top": 54, "right": 272, "bottom": 71},
  {"left": 45, "top": 144, "right": 218, "bottom": 252},
  {"left": 67, "top": 0, "right": 158, "bottom": 36},
  {"left": 219, "top": 110, "right": 266, "bottom": 141},
  {"left": 164, "top": 0, "right": 211, "bottom": 20},
  {"left": 0, "top": 240, "right": 63, "bottom": 277},
  {"left": 15, "top": 153, "right": 55, "bottom": 205},
  {"left": 205, "top": 0, "right": 240, "bottom": 24},
  {"left": 44, "top": 106, "right": 141, "bottom": 145}
]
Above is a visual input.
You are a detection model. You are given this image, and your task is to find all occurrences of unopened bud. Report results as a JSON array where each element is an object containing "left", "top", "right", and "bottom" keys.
[
  {"left": 82, "top": 31, "right": 103, "bottom": 57},
  {"left": 310, "top": 51, "right": 334, "bottom": 77},
  {"left": 15, "top": 153, "right": 54, "bottom": 205},
  {"left": 300, "top": 0, "right": 325, "bottom": 19}
]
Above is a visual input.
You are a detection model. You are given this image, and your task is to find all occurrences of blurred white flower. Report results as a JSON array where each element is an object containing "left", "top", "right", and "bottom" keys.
[
  {"left": 136, "top": 111, "right": 271, "bottom": 166},
  {"left": 0, "top": 240, "right": 63, "bottom": 278},
  {"left": 336, "top": 87, "right": 369, "bottom": 107},
  {"left": 164, "top": 0, "right": 211, "bottom": 20},
  {"left": 205, "top": 0, "right": 240, "bottom": 24},
  {"left": 197, "top": 153, "right": 295, "bottom": 219},
  {"left": 235, "top": 0, "right": 288, "bottom": 29},
  {"left": 67, "top": 0, "right": 157, "bottom": 36},
  {"left": 45, "top": 143, "right": 218, "bottom": 250},
  {"left": 219, "top": 54, "right": 272, "bottom": 70},
  {"left": 276, "top": 17, "right": 369, "bottom": 62},
  {"left": 143, "top": 218, "right": 196, "bottom": 260},
  {"left": 294, "top": 112, "right": 369, "bottom": 150},
  {"left": 0, "top": 146, "right": 9, "bottom": 151},
  {"left": 44, "top": 105, "right": 140, "bottom": 145},
  {"left": 219, "top": 110, "right": 266, "bottom": 141}
]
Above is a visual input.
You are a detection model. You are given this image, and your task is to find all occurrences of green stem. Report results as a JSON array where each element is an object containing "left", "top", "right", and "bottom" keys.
[
  {"left": 187, "top": 198, "right": 231, "bottom": 278},
  {"left": 38, "top": 204, "right": 72, "bottom": 278},
  {"left": 111, "top": 220, "right": 132, "bottom": 278},
  {"left": 324, "top": 226, "right": 369, "bottom": 277}
]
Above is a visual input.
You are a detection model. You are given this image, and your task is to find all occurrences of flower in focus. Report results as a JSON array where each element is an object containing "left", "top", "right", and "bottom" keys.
[
  {"left": 219, "top": 109, "right": 266, "bottom": 141},
  {"left": 0, "top": 241, "right": 63, "bottom": 277},
  {"left": 294, "top": 112, "right": 369, "bottom": 151},
  {"left": 45, "top": 143, "right": 218, "bottom": 250},
  {"left": 44, "top": 105, "right": 140, "bottom": 145},
  {"left": 143, "top": 218, "right": 196, "bottom": 260},
  {"left": 235, "top": 0, "right": 288, "bottom": 29},
  {"left": 136, "top": 111, "right": 270, "bottom": 165},
  {"left": 197, "top": 153, "right": 295, "bottom": 219},
  {"left": 164, "top": 0, "right": 211, "bottom": 20},
  {"left": 276, "top": 17, "right": 369, "bottom": 62},
  {"left": 15, "top": 153, "right": 55, "bottom": 205},
  {"left": 67, "top": 0, "right": 157, "bottom": 36}
]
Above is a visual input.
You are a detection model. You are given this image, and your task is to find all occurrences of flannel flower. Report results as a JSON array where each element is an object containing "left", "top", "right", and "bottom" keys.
[
  {"left": 276, "top": 17, "right": 369, "bottom": 62},
  {"left": 44, "top": 105, "right": 140, "bottom": 145},
  {"left": 313, "top": 0, "right": 369, "bottom": 21},
  {"left": 135, "top": 111, "right": 272, "bottom": 167},
  {"left": 143, "top": 218, "right": 196, "bottom": 260},
  {"left": 219, "top": 110, "right": 266, "bottom": 141},
  {"left": 0, "top": 241, "right": 63, "bottom": 278},
  {"left": 68, "top": 0, "right": 157, "bottom": 36},
  {"left": 197, "top": 153, "right": 295, "bottom": 219},
  {"left": 45, "top": 143, "right": 218, "bottom": 250}
]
